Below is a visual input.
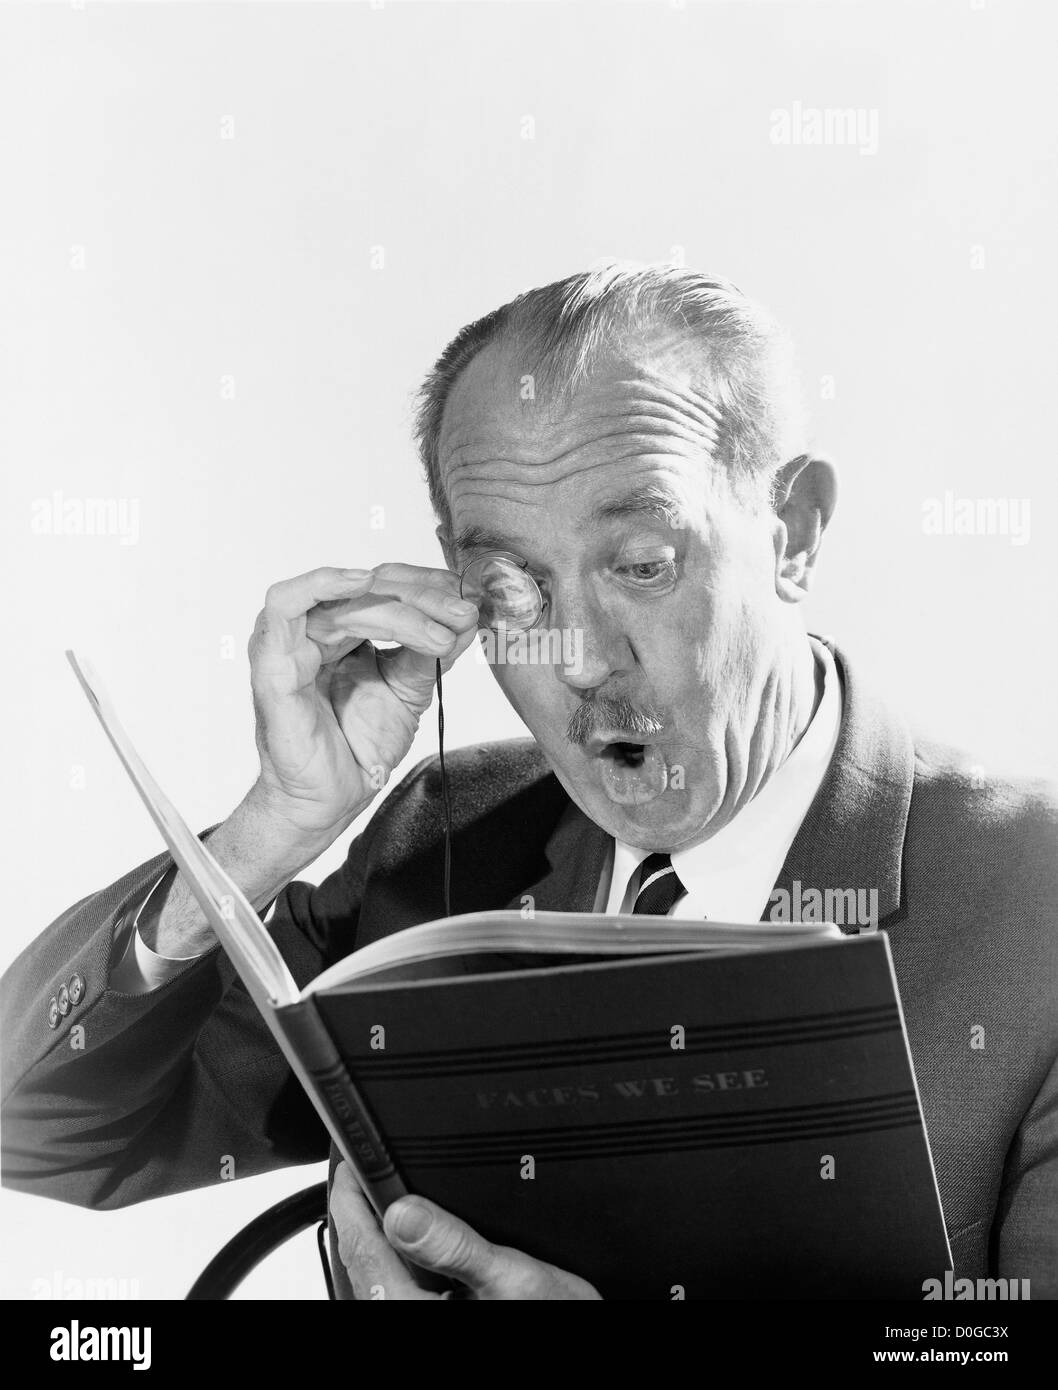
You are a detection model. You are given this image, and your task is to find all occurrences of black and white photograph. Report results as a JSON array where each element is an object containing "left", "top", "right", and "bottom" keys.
[{"left": 1, "top": 0, "right": 1054, "bottom": 1355}]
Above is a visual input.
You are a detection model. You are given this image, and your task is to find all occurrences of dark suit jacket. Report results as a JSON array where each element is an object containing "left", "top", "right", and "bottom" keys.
[{"left": 3, "top": 646, "right": 1057, "bottom": 1297}]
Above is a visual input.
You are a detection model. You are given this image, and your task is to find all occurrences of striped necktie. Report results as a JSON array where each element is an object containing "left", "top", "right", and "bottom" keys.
[{"left": 632, "top": 853, "right": 687, "bottom": 916}]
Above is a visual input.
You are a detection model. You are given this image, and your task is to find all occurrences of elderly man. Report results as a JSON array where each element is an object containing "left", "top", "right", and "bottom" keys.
[{"left": 3, "top": 264, "right": 1055, "bottom": 1299}]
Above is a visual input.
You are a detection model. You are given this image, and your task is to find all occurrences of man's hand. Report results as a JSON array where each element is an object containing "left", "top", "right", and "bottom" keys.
[
  {"left": 331, "top": 1162, "right": 602, "bottom": 1300},
  {"left": 249, "top": 563, "right": 479, "bottom": 841}
]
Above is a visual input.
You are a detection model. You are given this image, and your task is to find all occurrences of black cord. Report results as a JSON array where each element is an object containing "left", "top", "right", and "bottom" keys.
[
  {"left": 436, "top": 658, "right": 453, "bottom": 918},
  {"left": 316, "top": 1220, "right": 336, "bottom": 1300}
]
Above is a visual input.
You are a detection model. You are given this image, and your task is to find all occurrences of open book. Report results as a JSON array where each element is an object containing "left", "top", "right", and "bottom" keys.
[{"left": 68, "top": 650, "right": 952, "bottom": 1299}]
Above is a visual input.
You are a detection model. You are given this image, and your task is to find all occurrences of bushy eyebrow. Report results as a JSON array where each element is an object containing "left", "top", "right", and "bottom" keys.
[
  {"left": 592, "top": 484, "right": 686, "bottom": 530},
  {"left": 451, "top": 524, "right": 515, "bottom": 557}
]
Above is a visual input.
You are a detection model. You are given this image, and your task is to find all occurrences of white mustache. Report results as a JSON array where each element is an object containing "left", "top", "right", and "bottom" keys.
[{"left": 566, "top": 697, "right": 665, "bottom": 747}]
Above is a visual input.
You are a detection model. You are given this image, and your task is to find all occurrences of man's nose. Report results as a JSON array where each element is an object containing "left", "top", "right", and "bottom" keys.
[{"left": 549, "top": 581, "right": 635, "bottom": 691}]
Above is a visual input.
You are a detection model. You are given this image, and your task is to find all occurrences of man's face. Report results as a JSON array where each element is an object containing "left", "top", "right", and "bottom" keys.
[{"left": 438, "top": 332, "right": 800, "bottom": 851}]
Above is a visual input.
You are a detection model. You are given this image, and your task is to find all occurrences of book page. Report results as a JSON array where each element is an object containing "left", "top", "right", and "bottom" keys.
[{"left": 305, "top": 910, "right": 842, "bottom": 994}]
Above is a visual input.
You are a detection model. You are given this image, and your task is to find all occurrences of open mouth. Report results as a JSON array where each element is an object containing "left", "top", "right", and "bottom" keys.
[
  {"left": 590, "top": 737, "right": 669, "bottom": 806},
  {"left": 604, "top": 740, "right": 649, "bottom": 768}
]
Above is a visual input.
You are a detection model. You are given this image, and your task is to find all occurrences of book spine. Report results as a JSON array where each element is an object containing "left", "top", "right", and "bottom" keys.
[{"left": 276, "top": 999, "right": 406, "bottom": 1210}]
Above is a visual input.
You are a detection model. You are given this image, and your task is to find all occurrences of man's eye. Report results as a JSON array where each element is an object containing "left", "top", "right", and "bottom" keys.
[
  {"left": 530, "top": 575, "right": 550, "bottom": 607},
  {"left": 616, "top": 558, "right": 677, "bottom": 586}
]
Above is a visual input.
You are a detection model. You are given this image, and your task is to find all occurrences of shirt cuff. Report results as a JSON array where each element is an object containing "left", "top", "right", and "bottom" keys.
[
  {"left": 109, "top": 868, "right": 197, "bottom": 995},
  {"left": 109, "top": 870, "right": 281, "bottom": 995}
]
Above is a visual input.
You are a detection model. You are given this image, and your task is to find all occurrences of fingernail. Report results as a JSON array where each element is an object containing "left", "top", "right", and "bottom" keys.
[
  {"left": 391, "top": 1198, "right": 432, "bottom": 1244},
  {"left": 443, "top": 597, "right": 477, "bottom": 617},
  {"left": 340, "top": 568, "right": 372, "bottom": 579},
  {"left": 426, "top": 621, "right": 455, "bottom": 644}
]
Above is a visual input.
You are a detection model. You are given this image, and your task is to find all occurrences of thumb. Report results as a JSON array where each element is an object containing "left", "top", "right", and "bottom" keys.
[
  {"left": 384, "top": 620, "right": 479, "bottom": 685},
  {"left": 373, "top": 623, "right": 479, "bottom": 711},
  {"left": 383, "top": 1197, "right": 505, "bottom": 1293}
]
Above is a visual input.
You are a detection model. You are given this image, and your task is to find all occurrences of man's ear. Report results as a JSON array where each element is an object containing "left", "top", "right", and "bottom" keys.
[
  {"left": 436, "top": 524, "right": 456, "bottom": 573},
  {"left": 771, "top": 454, "right": 838, "bottom": 602}
]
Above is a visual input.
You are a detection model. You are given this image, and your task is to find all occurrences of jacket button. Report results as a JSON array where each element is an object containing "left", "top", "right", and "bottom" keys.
[
  {"left": 57, "top": 984, "right": 71, "bottom": 1016},
  {"left": 69, "top": 973, "right": 86, "bottom": 1006},
  {"left": 47, "top": 997, "right": 60, "bottom": 1029}
]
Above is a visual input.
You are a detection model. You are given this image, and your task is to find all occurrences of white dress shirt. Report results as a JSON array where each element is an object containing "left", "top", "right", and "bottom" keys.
[
  {"left": 112, "top": 638, "right": 841, "bottom": 992},
  {"left": 601, "top": 638, "right": 841, "bottom": 920}
]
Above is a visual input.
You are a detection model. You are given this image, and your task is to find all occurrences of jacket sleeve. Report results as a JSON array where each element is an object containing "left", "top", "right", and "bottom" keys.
[
  {"left": 995, "top": 1049, "right": 1058, "bottom": 1297},
  {"left": 0, "top": 828, "right": 368, "bottom": 1211}
]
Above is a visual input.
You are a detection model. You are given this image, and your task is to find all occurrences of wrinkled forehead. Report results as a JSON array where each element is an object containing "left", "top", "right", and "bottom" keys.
[{"left": 436, "top": 331, "right": 725, "bottom": 526}]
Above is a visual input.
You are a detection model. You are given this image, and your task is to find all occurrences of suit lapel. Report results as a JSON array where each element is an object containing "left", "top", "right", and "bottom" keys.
[
  {"left": 504, "top": 796, "right": 612, "bottom": 914},
  {"left": 767, "top": 643, "right": 914, "bottom": 933}
]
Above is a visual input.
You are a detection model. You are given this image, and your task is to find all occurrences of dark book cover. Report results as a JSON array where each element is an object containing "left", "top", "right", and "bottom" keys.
[{"left": 310, "top": 933, "right": 952, "bottom": 1299}]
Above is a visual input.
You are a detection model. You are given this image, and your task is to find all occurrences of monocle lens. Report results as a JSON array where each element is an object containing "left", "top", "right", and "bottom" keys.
[{"left": 459, "top": 554, "right": 543, "bottom": 632}]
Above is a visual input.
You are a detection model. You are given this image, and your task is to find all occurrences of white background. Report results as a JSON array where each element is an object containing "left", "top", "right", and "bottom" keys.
[{"left": 1, "top": 0, "right": 1055, "bottom": 1299}]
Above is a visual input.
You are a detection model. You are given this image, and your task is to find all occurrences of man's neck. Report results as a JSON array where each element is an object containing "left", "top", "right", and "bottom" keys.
[{"left": 787, "top": 633, "right": 826, "bottom": 758}]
